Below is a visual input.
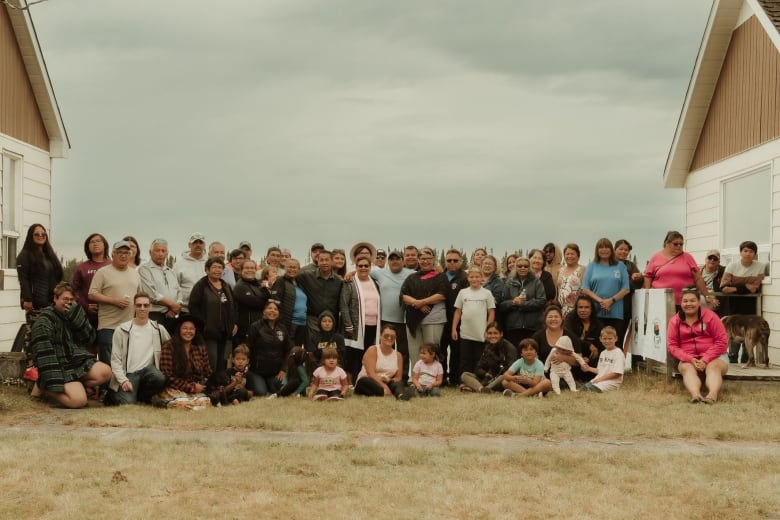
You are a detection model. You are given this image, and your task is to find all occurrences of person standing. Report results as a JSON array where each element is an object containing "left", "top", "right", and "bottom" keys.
[
  {"left": 439, "top": 248, "right": 469, "bottom": 386},
  {"left": 106, "top": 293, "right": 170, "bottom": 405},
  {"left": 296, "top": 250, "right": 343, "bottom": 339},
  {"left": 374, "top": 249, "right": 387, "bottom": 269},
  {"left": 138, "top": 238, "right": 181, "bottom": 335},
  {"left": 188, "top": 257, "right": 237, "bottom": 372},
  {"left": 72, "top": 233, "right": 111, "bottom": 330},
  {"left": 16, "top": 224, "right": 63, "bottom": 351},
  {"left": 173, "top": 232, "right": 207, "bottom": 312},
  {"left": 88, "top": 240, "right": 140, "bottom": 365},
  {"left": 401, "top": 247, "right": 447, "bottom": 380},
  {"left": 370, "top": 250, "right": 415, "bottom": 381}
]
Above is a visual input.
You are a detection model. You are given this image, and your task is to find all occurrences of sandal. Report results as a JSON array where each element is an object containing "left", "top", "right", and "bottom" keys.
[{"left": 690, "top": 396, "right": 704, "bottom": 404}]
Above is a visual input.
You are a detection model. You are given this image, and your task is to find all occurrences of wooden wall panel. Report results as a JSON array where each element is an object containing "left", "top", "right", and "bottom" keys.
[
  {"left": 0, "top": 6, "right": 48, "bottom": 151},
  {"left": 691, "top": 16, "right": 780, "bottom": 171}
]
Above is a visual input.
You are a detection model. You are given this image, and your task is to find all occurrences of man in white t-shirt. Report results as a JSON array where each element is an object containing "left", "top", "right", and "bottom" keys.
[
  {"left": 720, "top": 240, "right": 768, "bottom": 361},
  {"left": 107, "top": 293, "right": 170, "bottom": 405}
]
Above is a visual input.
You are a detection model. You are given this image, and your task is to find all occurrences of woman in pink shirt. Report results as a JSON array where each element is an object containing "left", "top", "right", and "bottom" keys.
[{"left": 643, "top": 231, "right": 717, "bottom": 308}]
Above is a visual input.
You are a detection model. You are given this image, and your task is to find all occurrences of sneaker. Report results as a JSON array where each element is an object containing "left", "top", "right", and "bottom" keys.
[
  {"left": 502, "top": 389, "right": 515, "bottom": 397},
  {"left": 313, "top": 393, "right": 328, "bottom": 401},
  {"left": 327, "top": 395, "right": 343, "bottom": 401},
  {"left": 266, "top": 393, "right": 278, "bottom": 400}
]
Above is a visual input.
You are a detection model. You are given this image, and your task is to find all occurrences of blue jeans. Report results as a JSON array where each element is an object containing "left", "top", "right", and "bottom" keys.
[
  {"left": 205, "top": 338, "right": 228, "bottom": 373},
  {"left": 97, "top": 329, "right": 115, "bottom": 365},
  {"left": 247, "top": 372, "right": 281, "bottom": 396},
  {"left": 108, "top": 366, "right": 166, "bottom": 404}
]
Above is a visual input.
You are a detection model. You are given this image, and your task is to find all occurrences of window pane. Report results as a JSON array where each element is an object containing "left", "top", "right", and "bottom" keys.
[{"left": 722, "top": 167, "right": 770, "bottom": 249}]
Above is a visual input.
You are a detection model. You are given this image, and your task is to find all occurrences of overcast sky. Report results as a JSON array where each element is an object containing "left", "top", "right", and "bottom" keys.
[{"left": 29, "top": 0, "right": 712, "bottom": 266}]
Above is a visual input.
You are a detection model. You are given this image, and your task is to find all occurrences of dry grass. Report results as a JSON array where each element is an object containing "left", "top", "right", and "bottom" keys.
[
  {"left": 3, "top": 371, "right": 778, "bottom": 442},
  {"left": 0, "top": 431, "right": 778, "bottom": 520},
  {"left": 2, "top": 372, "right": 780, "bottom": 519}
]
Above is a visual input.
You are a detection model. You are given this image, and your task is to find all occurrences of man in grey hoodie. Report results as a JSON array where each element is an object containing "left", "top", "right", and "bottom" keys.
[{"left": 173, "top": 232, "right": 207, "bottom": 312}]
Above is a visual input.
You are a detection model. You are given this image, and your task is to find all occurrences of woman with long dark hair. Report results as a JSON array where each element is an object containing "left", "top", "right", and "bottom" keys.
[
  {"left": 122, "top": 235, "right": 142, "bottom": 269},
  {"left": 159, "top": 314, "right": 212, "bottom": 395},
  {"left": 72, "top": 233, "right": 111, "bottom": 329},
  {"left": 17, "top": 224, "right": 63, "bottom": 348}
]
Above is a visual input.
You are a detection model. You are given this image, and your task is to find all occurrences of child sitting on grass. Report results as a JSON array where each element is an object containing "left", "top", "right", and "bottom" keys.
[
  {"left": 460, "top": 322, "right": 516, "bottom": 393},
  {"left": 543, "top": 336, "right": 585, "bottom": 394},
  {"left": 267, "top": 346, "right": 309, "bottom": 399},
  {"left": 309, "top": 347, "right": 349, "bottom": 401},
  {"left": 501, "top": 338, "right": 553, "bottom": 397},
  {"left": 580, "top": 326, "right": 625, "bottom": 393},
  {"left": 410, "top": 343, "right": 444, "bottom": 397}
]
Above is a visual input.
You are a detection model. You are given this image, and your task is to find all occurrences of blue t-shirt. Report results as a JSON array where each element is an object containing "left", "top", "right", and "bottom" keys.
[
  {"left": 293, "top": 286, "right": 308, "bottom": 325},
  {"left": 582, "top": 262, "right": 629, "bottom": 320},
  {"left": 508, "top": 357, "right": 544, "bottom": 378}
]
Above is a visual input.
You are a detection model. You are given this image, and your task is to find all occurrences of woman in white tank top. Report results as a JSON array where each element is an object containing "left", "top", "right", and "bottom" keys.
[{"left": 355, "top": 324, "right": 404, "bottom": 397}]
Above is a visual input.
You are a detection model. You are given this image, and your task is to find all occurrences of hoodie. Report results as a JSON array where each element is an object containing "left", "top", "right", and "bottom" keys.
[{"left": 173, "top": 251, "right": 206, "bottom": 310}]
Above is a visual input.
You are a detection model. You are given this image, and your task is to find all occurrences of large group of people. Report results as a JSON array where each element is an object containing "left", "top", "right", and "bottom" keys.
[{"left": 18, "top": 225, "right": 768, "bottom": 408}]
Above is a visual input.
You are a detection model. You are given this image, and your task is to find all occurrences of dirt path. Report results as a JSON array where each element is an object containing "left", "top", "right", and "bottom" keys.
[{"left": 3, "top": 421, "right": 778, "bottom": 455}]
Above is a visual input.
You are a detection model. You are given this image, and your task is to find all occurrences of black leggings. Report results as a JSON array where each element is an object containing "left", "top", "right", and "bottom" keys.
[{"left": 354, "top": 377, "right": 403, "bottom": 397}]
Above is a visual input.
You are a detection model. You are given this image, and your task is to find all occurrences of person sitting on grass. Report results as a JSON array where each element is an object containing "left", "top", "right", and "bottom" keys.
[
  {"left": 267, "top": 346, "right": 309, "bottom": 399},
  {"left": 29, "top": 282, "right": 112, "bottom": 408},
  {"left": 501, "top": 338, "right": 552, "bottom": 397},
  {"left": 309, "top": 347, "right": 349, "bottom": 401},
  {"left": 579, "top": 326, "right": 625, "bottom": 393},
  {"left": 666, "top": 287, "right": 728, "bottom": 404},
  {"left": 459, "top": 322, "right": 516, "bottom": 393},
  {"left": 208, "top": 344, "right": 253, "bottom": 405},
  {"left": 159, "top": 314, "right": 212, "bottom": 396},
  {"left": 354, "top": 324, "right": 404, "bottom": 398},
  {"left": 410, "top": 343, "right": 444, "bottom": 397}
]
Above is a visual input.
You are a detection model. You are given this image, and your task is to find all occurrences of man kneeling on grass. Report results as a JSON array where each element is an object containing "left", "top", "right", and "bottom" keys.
[
  {"left": 579, "top": 326, "right": 624, "bottom": 393},
  {"left": 501, "top": 338, "right": 552, "bottom": 397},
  {"left": 106, "top": 292, "right": 170, "bottom": 405}
]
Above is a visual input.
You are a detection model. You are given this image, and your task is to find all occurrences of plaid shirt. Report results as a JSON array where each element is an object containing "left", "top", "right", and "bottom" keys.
[{"left": 159, "top": 341, "right": 212, "bottom": 392}]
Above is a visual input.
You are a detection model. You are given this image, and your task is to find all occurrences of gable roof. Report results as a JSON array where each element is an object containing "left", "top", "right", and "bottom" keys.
[
  {"left": 3, "top": 2, "right": 69, "bottom": 157},
  {"left": 663, "top": 0, "right": 780, "bottom": 187}
]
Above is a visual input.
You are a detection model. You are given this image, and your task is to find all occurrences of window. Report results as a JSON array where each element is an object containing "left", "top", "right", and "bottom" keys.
[
  {"left": 1, "top": 153, "right": 22, "bottom": 269},
  {"left": 720, "top": 165, "right": 771, "bottom": 274}
]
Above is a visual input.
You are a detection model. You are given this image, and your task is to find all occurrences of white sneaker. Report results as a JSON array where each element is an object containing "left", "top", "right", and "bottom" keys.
[
  {"left": 265, "top": 393, "right": 278, "bottom": 400},
  {"left": 313, "top": 393, "right": 328, "bottom": 401}
]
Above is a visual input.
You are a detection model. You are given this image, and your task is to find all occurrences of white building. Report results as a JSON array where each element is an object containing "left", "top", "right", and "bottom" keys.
[{"left": 0, "top": 2, "right": 69, "bottom": 351}]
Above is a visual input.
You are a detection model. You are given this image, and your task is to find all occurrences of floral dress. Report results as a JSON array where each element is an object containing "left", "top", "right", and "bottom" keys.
[{"left": 557, "top": 265, "right": 583, "bottom": 316}]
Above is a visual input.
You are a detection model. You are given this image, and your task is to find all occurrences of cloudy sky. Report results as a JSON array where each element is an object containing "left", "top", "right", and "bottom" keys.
[{"left": 29, "top": 0, "right": 712, "bottom": 265}]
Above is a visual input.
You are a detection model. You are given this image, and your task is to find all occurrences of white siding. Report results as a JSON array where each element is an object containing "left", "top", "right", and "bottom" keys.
[
  {"left": 0, "top": 133, "right": 53, "bottom": 351},
  {"left": 684, "top": 138, "right": 780, "bottom": 357}
]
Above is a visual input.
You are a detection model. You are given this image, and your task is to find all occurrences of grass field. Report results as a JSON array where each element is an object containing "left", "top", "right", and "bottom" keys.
[{"left": 1, "top": 372, "right": 779, "bottom": 519}]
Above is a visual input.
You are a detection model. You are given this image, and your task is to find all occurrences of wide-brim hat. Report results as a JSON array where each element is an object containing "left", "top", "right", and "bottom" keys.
[
  {"left": 173, "top": 314, "right": 204, "bottom": 335},
  {"left": 350, "top": 241, "right": 376, "bottom": 262}
]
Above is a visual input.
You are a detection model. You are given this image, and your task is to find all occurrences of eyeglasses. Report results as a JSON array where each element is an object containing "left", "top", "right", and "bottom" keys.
[
  {"left": 419, "top": 256, "right": 434, "bottom": 261},
  {"left": 446, "top": 259, "right": 460, "bottom": 263},
  {"left": 707, "top": 256, "right": 719, "bottom": 261},
  {"left": 357, "top": 264, "right": 370, "bottom": 268},
  {"left": 135, "top": 303, "right": 150, "bottom": 308}
]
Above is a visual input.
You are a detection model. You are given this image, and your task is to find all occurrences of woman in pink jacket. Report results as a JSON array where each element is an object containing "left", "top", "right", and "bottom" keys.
[{"left": 667, "top": 287, "right": 729, "bottom": 404}]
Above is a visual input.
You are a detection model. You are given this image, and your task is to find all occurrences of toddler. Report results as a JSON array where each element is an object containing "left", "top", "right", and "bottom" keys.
[
  {"left": 309, "top": 348, "right": 349, "bottom": 401},
  {"left": 543, "top": 336, "right": 585, "bottom": 394},
  {"left": 410, "top": 343, "right": 444, "bottom": 398}
]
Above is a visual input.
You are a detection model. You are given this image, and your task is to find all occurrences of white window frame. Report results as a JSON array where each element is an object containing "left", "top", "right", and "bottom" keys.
[
  {"left": 719, "top": 163, "right": 771, "bottom": 282},
  {"left": 1, "top": 151, "right": 23, "bottom": 270}
]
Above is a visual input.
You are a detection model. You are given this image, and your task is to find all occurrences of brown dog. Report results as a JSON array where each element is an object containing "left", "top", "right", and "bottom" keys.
[{"left": 721, "top": 315, "right": 771, "bottom": 368}]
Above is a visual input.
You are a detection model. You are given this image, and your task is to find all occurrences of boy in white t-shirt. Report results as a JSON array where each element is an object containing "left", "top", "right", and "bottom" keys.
[
  {"left": 452, "top": 268, "right": 496, "bottom": 379},
  {"left": 580, "top": 326, "right": 625, "bottom": 393}
]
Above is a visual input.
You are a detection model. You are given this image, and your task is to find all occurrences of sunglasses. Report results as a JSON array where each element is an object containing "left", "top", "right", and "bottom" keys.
[
  {"left": 670, "top": 242, "right": 683, "bottom": 247},
  {"left": 357, "top": 264, "right": 370, "bottom": 268},
  {"left": 446, "top": 259, "right": 460, "bottom": 263},
  {"left": 707, "top": 255, "right": 719, "bottom": 261}
]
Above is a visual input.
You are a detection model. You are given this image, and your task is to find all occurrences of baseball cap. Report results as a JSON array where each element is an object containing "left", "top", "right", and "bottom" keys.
[{"left": 189, "top": 232, "right": 206, "bottom": 243}]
